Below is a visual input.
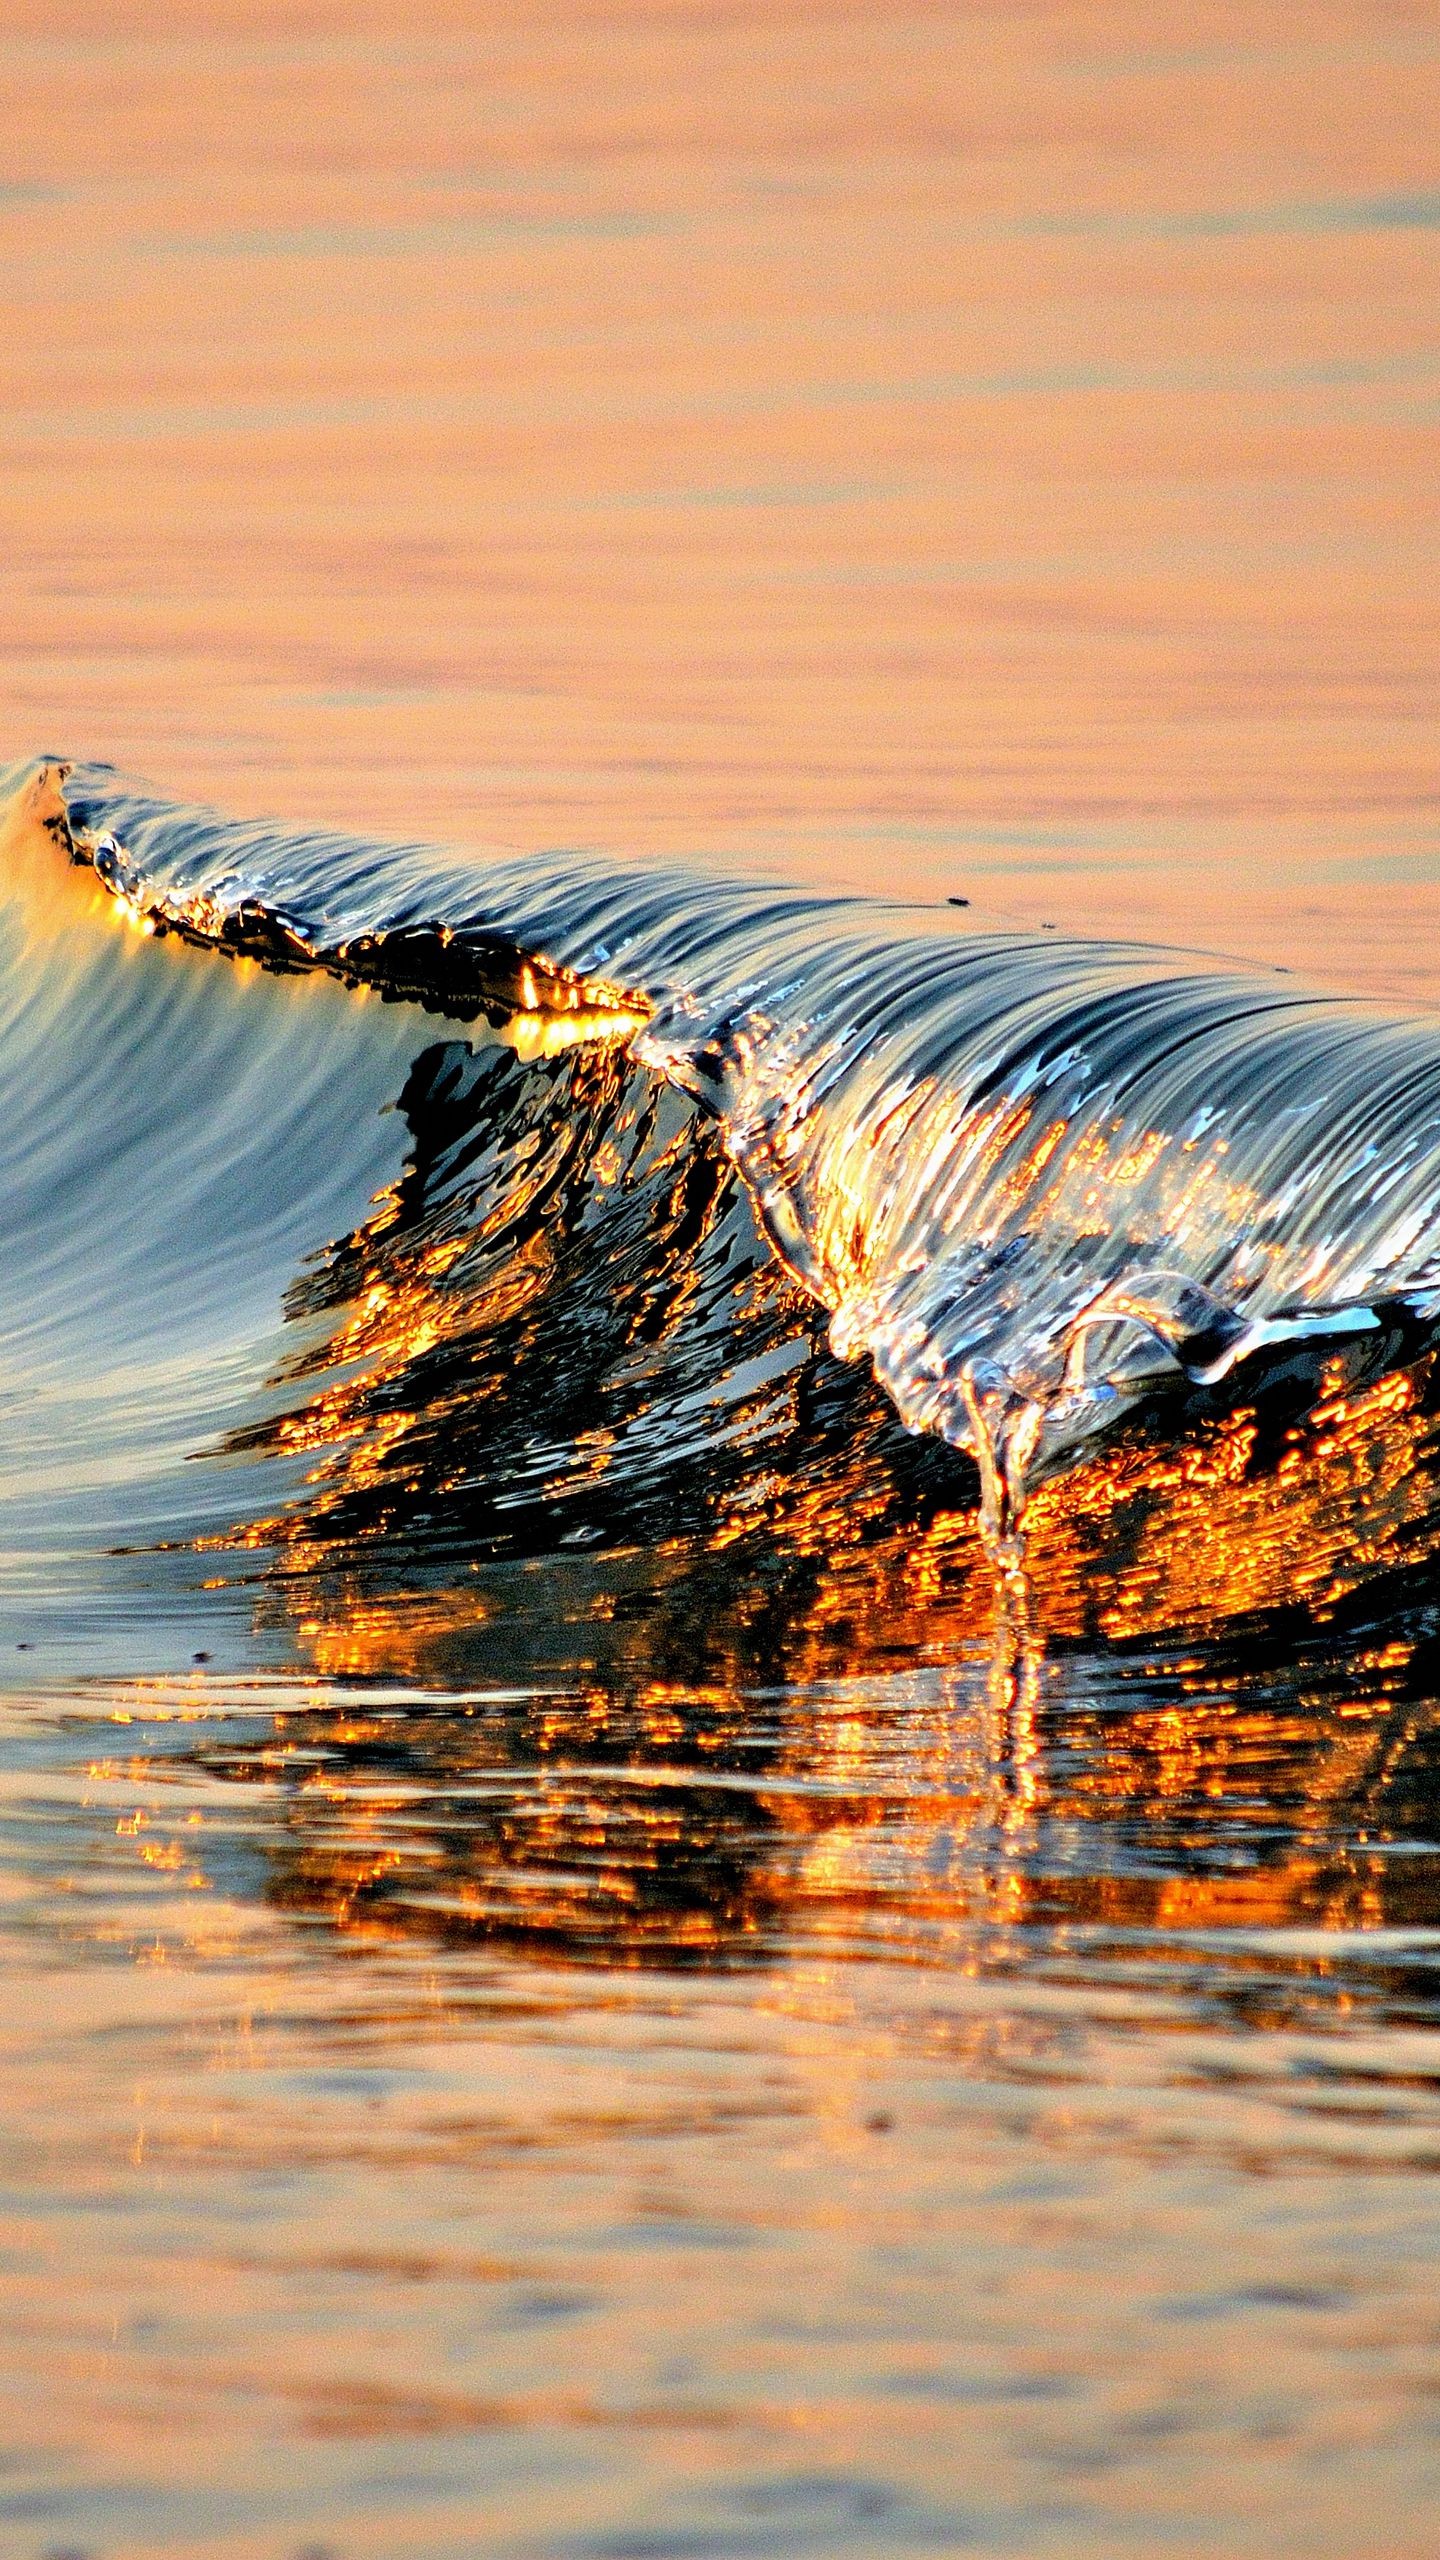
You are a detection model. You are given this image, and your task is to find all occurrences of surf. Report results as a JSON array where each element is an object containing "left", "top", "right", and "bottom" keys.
[{"left": 6, "top": 752, "right": 1440, "bottom": 1622}]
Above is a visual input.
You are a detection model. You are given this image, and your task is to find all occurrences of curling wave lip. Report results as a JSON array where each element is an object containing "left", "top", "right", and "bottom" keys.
[{"left": 17, "top": 755, "right": 1440, "bottom": 1543}]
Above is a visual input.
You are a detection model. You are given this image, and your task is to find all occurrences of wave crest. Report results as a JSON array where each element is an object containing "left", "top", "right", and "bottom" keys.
[{"left": 7, "top": 754, "right": 1440, "bottom": 1609}]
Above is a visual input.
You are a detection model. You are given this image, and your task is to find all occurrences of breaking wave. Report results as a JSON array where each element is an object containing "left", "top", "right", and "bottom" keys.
[{"left": 6, "top": 752, "right": 1440, "bottom": 1641}]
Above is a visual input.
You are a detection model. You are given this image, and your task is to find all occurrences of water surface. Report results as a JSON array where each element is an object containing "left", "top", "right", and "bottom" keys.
[{"left": 2, "top": 5, "right": 1439, "bottom": 2556}]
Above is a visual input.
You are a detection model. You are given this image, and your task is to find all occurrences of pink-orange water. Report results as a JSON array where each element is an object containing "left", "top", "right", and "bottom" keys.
[
  {"left": 2, "top": 0, "right": 1437, "bottom": 988},
  {"left": 3, "top": 4, "right": 1440, "bottom": 2555}
]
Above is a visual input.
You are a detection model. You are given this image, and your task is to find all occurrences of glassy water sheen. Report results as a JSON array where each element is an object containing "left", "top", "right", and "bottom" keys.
[
  {"left": 3, "top": 5, "right": 1440, "bottom": 2556},
  {"left": 6, "top": 755, "right": 1440, "bottom": 2560}
]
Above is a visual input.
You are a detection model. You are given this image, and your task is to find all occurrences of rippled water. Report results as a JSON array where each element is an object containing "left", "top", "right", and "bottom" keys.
[
  {"left": 3, "top": 5, "right": 1439, "bottom": 2556},
  {"left": 7, "top": 1647, "right": 1440, "bottom": 2560}
]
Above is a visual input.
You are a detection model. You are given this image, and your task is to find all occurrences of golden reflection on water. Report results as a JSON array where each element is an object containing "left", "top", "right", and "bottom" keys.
[
  {"left": 247, "top": 1310, "right": 1440, "bottom": 1672},
  {"left": 1022, "top": 1357, "right": 1440, "bottom": 1643},
  {"left": 2, "top": 10, "right": 1439, "bottom": 2552},
  {"left": 150, "top": 1583, "right": 1434, "bottom": 1984},
  {"left": 183, "top": 1334, "right": 1440, "bottom": 1980}
]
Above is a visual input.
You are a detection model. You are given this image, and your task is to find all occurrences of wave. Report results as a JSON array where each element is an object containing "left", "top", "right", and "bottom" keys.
[{"left": 5, "top": 754, "right": 1440, "bottom": 1621}]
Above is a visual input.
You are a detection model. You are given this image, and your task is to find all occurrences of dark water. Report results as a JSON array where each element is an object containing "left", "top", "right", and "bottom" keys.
[{"left": 4, "top": 760, "right": 1440, "bottom": 2556}]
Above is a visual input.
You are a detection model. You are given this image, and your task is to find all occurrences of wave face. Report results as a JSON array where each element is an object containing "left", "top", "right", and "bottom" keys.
[{"left": 6, "top": 754, "right": 1440, "bottom": 1636}]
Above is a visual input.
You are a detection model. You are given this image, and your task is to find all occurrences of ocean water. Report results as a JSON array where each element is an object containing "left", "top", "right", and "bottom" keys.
[{"left": 3, "top": 7, "right": 1440, "bottom": 2558}]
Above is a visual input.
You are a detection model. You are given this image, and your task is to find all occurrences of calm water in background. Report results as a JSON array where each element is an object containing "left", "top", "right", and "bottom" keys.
[{"left": 3, "top": 4, "right": 1440, "bottom": 2554}]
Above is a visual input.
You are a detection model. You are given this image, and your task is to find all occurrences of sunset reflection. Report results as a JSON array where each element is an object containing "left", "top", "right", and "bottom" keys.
[
  {"left": 4, "top": 5, "right": 1440, "bottom": 2554},
  {"left": 136, "top": 1559, "right": 1438, "bottom": 2002},
  {"left": 169, "top": 1330, "right": 1440, "bottom": 1990}
]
